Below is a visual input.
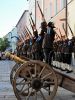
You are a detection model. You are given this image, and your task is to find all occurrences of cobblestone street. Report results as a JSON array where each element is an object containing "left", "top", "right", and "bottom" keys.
[
  {"left": 0, "top": 60, "right": 16, "bottom": 100},
  {"left": 0, "top": 60, "right": 75, "bottom": 100}
]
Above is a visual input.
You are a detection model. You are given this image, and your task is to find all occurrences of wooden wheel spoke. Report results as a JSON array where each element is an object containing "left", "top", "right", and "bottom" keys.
[
  {"left": 28, "top": 70, "right": 32, "bottom": 79},
  {"left": 16, "top": 78, "right": 25, "bottom": 85},
  {"left": 17, "top": 75, "right": 28, "bottom": 81},
  {"left": 35, "top": 64, "right": 37, "bottom": 77},
  {"left": 41, "top": 72, "right": 52, "bottom": 80},
  {"left": 22, "top": 86, "right": 31, "bottom": 93},
  {"left": 22, "top": 75, "right": 31, "bottom": 81},
  {"left": 26, "top": 88, "right": 32, "bottom": 100},
  {"left": 40, "top": 90, "right": 47, "bottom": 100},
  {"left": 42, "top": 87, "right": 50, "bottom": 92},
  {"left": 18, "top": 82, "right": 26, "bottom": 94},
  {"left": 18, "top": 81, "right": 31, "bottom": 94},
  {"left": 38, "top": 66, "right": 46, "bottom": 77},
  {"left": 43, "top": 81, "right": 55, "bottom": 85}
]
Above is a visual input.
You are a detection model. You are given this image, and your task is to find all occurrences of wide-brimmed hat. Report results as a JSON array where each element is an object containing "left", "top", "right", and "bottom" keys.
[
  {"left": 47, "top": 22, "right": 55, "bottom": 28},
  {"left": 41, "top": 21, "right": 47, "bottom": 28}
]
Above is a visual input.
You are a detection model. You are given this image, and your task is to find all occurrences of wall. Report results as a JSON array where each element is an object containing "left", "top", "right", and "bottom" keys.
[
  {"left": 25, "top": 0, "right": 75, "bottom": 39},
  {"left": 11, "top": 27, "right": 18, "bottom": 53},
  {"left": 16, "top": 10, "right": 30, "bottom": 44},
  {"left": 68, "top": 0, "right": 75, "bottom": 38},
  {"left": 5, "top": 27, "right": 18, "bottom": 53}
]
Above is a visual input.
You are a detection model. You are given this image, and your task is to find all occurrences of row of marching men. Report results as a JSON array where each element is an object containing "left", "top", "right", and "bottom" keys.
[
  {"left": 17, "top": 21, "right": 56, "bottom": 66},
  {"left": 53, "top": 37, "right": 75, "bottom": 65},
  {"left": 16, "top": 20, "right": 75, "bottom": 67}
]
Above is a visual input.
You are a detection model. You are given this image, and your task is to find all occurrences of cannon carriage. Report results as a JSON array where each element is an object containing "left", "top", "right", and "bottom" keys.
[
  {"left": 5, "top": 52, "right": 75, "bottom": 100},
  {"left": 6, "top": 52, "right": 58, "bottom": 100}
]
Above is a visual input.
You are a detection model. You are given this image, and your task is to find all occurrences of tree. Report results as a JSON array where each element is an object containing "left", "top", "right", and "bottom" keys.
[{"left": 0, "top": 38, "right": 9, "bottom": 52}]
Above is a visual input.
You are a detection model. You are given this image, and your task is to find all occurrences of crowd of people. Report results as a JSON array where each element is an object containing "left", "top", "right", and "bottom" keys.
[
  {"left": 16, "top": 20, "right": 75, "bottom": 67},
  {"left": 17, "top": 21, "right": 56, "bottom": 66}
]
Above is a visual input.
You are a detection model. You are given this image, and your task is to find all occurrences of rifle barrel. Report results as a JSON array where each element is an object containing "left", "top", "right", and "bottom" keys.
[
  {"left": 67, "top": 23, "right": 74, "bottom": 37},
  {"left": 37, "top": 1, "right": 46, "bottom": 22},
  {"left": 29, "top": 19, "right": 34, "bottom": 31},
  {"left": 29, "top": 14, "right": 35, "bottom": 26}
]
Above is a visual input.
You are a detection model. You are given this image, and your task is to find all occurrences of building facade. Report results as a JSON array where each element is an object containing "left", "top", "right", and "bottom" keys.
[
  {"left": 29, "top": 0, "right": 75, "bottom": 39},
  {"left": 5, "top": 27, "right": 18, "bottom": 53},
  {"left": 68, "top": 0, "right": 75, "bottom": 38},
  {"left": 11, "top": 27, "right": 19, "bottom": 53},
  {"left": 16, "top": 10, "right": 32, "bottom": 46}
]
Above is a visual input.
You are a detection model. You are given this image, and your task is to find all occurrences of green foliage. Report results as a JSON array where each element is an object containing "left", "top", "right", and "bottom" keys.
[{"left": 0, "top": 38, "right": 9, "bottom": 51}]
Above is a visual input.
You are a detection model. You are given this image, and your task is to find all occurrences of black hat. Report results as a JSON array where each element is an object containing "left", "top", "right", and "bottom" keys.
[
  {"left": 41, "top": 21, "right": 47, "bottom": 29},
  {"left": 48, "top": 22, "right": 55, "bottom": 28}
]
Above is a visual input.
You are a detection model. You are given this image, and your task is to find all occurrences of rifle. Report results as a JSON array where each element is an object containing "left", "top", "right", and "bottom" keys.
[
  {"left": 24, "top": 27, "right": 28, "bottom": 36},
  {"left": 21, "top": 33, "right": 25, "bottom": 42},
  {"left": 55, "top": 33, "right": 61, "bottom": 40},
  {"left": 55, "top": 34, "right": 59, "bottom": 40},
  {"left": 67, "top": 22, "right": 74, "bottom": 37},
  {"left": 19, "top": 33, "right": 24, "bottom": 43},
  {"left": 25, "top": 26, "right": 32, "bottom": 38},
  {"left": 60, "top": 18, "right": 74, "bottom": 38},
  {"left": 62, "top": 25, "right": 68, "bottom": 39},
  {"left": 29, "top": 19, "right": 34, "bottom": 31},
  {"left": 29, "top": 13, "right": 35, "bottom": 27},
  {"left": 37, "top": 1, "right": 46, "bottom": 22},
  {"left": 58, "top": 28, "right": 63, "bottom": 38},
  {"left": 18, "top": 35, "right": 22, "bottom": 41},
  {"left": 54, "top": 28, "right": 61, "bottom": 40}
]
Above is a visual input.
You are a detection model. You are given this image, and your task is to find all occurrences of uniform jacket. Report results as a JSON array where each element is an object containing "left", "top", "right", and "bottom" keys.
[{"left": 42, "top": 28, "right": 56, "bottom": 49}]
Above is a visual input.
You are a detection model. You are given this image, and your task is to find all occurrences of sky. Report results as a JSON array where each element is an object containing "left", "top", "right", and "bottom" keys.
[{"left": 0, "top": 0, "right": 29, "bottom": 38}]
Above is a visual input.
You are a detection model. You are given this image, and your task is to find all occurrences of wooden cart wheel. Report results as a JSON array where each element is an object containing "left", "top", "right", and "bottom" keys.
[
  {"left": 10, "top": 63, "right": 21, "bottom": 84},
  {"left": 13, "top": 60, "right": 58, "bottom": 100}
]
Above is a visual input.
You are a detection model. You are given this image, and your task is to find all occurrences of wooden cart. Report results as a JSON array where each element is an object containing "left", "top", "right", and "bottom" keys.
[{"left": 5, "top": 52, "right": 75, "bottom": 100}]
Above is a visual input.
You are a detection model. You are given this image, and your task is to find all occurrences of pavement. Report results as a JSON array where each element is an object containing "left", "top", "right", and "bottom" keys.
[
  {"left": 0, "top": 60, "right": 75, "bottom": 100},
  {"left": 0, "top": 60, "right": 16, "bottom": 100}
]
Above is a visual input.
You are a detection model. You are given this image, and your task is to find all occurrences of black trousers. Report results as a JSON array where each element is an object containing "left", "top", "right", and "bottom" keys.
[
  {"left": 63, "top": 53, "right": 72, "bottom": 64},
  {"left": 43, "top": 48, "right": 53, "bottom": 65}
]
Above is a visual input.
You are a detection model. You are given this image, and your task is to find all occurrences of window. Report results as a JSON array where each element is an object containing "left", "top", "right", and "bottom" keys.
[
  {"left": 63, "top": 0, "right": 66, "bottom": 8},
  {"left": 54, "top": 0, "right": 57, "bottom": 14},
  {"left": 50, "top": 2, "right": 52, "bottom": 17},
  {"left": 60, "top": 0, "right": 65, "bottom": 9},
  {"left": 60, "top": 0, "right": 66, "bottom": 9},
  {"left": 60, "top": 0, "right": 63, "bottom": 9}
]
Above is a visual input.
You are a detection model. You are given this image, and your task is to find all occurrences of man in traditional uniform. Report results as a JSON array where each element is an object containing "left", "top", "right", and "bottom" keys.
[
  {"left": 31, "top": 29, "right": 38, "bottom": 60},
  {"left": 35, "top": 21, "right": 47, "bottom": 61},
  {"left": 42, "top": 22, "right": 56, "bottom": 65}
]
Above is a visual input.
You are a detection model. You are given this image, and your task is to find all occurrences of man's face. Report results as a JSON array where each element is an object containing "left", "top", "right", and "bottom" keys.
[
  {"left": 51, "top": 23, "right": 55, "bottom": 28},
  {"left": 33, "top": 25, "right": 36, "bottom": 30}
]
